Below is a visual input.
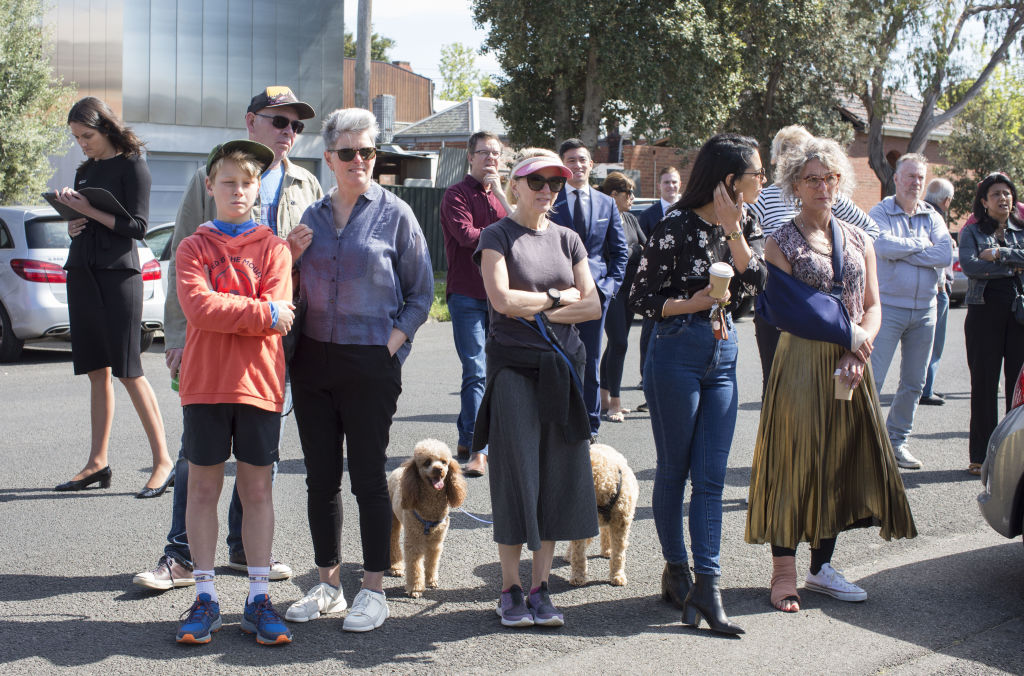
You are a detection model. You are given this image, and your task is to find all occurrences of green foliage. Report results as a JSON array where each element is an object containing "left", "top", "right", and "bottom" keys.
[
  {"left": 939, "top": 63, "right": 1024, "bottom": 222},
  {"left": 472, "top": 0, "right": 745, "bottom": 149},
  {"left": 343, "top": 31, "right": 396, "bottom": 61},
  {"left": 430, "top": 278, "right": 450, "bottom": 322},
  {"left": 438, "top": 42, "right": 494, "bottom": 101},
  {"left": 0, "top": 0, "right": 75, "bottom": 204}
]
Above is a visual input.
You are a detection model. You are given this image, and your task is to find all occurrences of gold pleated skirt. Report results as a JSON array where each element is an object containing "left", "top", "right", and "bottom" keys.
[{"left": 745, "top": 333, "right": 917, "bottom": 549}]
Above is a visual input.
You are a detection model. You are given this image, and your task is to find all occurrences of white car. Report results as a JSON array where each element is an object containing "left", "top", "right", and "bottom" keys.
[
  {"left": 0, "top": 206, "right": 164, "bottom": 361},
  {"left": 143, "top": 222, "right": 175, "bottom": 294}
]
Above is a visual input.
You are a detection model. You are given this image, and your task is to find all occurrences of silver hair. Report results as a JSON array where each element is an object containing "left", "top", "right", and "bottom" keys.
[
  {"left": 321, "top": 108, "right": 380, "bottom": 148},
  {"left": 894, "top": 153, "right": 928, "bottom": 174},
  {"left": 776, "top": 137, "right": 855, "bottom": 202},
  {"left": 925, "top": 177, "right": 954, "bottom": 203},
  {"left": 770, "top": 125, "right": 813, "bottom": 166}
]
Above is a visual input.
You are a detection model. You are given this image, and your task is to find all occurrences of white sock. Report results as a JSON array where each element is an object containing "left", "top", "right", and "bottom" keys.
[
  {"left": 194, "top": 569, "right": 216, "bottom": 602},
  {"left": 248, "top": 566, "right": 270, "bottom": 604}
]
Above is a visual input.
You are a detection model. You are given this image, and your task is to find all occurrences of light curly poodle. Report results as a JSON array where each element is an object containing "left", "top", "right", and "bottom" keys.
[
  {"left": 568, "top": 443, "right": 638, "bottom": 586},
  {"left": 387, "top": 438, "right": 467, "bottom": 597}
]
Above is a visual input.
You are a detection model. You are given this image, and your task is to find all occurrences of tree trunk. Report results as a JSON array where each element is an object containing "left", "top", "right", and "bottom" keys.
[
  {"left": 355, "top": 0, "right": 372, "bottom": 109},
  {"left": 866, "top": 112, "right": 893, "bottom": 199},
  {"left": 580, "top": 43, "right": 603, "bottom": 150},
  {"left": 553, "top": 83, "right": 571, "bottom": 147}
]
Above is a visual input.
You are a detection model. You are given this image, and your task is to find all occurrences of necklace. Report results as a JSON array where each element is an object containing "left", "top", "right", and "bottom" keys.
[{"left": 795, "top": 216, "right": 832, "bottom": 255}]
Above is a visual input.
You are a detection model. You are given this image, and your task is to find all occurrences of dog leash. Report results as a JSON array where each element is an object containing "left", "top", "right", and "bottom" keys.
[{"left": 453, "top": 506, "right": 493, "bottom": 525}]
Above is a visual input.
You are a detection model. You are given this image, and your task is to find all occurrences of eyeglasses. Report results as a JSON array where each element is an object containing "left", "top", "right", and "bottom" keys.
[
  {"left": 473, "top": 149, "right": 501, "bottom": 158},
  {"left": 331, "top": 147, "right": 377, "bottom": 162},
  {"left": 743, "top": 168, "right": 767, "bottom": 180},
  {"left": 801, "top": 173, "right": 841, "bottom": 189},
  {"left": 522, "top": 173, "right": 566, "bottom": 192},
  {"left": 254, "top": 113, "right": 304, "bottom": 134}
]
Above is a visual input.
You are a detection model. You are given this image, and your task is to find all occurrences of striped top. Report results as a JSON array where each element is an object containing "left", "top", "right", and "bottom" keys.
[{"left": 751, "top": 184, "right": 879, "bottom": 240}]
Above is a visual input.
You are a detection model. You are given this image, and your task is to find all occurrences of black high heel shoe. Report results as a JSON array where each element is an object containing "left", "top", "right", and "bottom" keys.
[
  {"left": 681, "top": 573, "right": 744, "bottom": 635},
  {"left": 136, "top": 470, "right": 175, "bottom": 499},
  {"left": 54, "top": 466, "right": 112, "bottom": 491},
  {"left": 661, "top": 562, "right": 694, "bottom": 610}
]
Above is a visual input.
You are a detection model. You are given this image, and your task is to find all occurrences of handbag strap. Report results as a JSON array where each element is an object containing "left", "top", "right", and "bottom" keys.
[
  {"left": 515, "top": 314, "right": 584, "bottom": 392},
  {"left": 829, "top": 216, "right": 844, "bottom": 298}
]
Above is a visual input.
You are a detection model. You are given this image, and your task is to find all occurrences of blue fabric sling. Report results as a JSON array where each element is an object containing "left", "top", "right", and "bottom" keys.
[
  {"left": 515, "top": 314, "right": 585, "bottom": 393},
  {"left": 755, "top": 216, "right": 854, "bottom": 349}
]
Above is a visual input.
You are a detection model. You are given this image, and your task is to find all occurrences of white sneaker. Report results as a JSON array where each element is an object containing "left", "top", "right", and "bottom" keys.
[
  {"left": 342, "top": 588, "right": 389, "bottom": 632},
  {"left": 804, "top": 563, "right": 867, "bottom": 602},
  {"left": 893, "top": 444, "right": 923, "bottom": 469},
  {"left": 285, "top": 582, "right": 347, "bottom": 622}
]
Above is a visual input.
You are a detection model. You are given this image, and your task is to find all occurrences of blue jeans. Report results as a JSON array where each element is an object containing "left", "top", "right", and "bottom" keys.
[
  {"left": 165, "top": 378, "right": 289, "bottom": 566},
  {"left": 645, "top": 313, "right": 738, "bottom": 575},
  {"left": 922, "top": 289, "right": 948, "bottom": 397},
  {"left": 447, "top": 293, "right": 489, "bottom": 453},
  {"left": 870, "top": 304, "right": 936, "bottom": 449}
]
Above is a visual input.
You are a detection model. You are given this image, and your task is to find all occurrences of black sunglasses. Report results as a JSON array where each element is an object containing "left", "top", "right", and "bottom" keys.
[
  {"left": 254, "top": 113, "right": 304, "bottom": 134},
  {"left": 331, "top": 147, "right": 377, "bottom": 162},
  {"left": 522, "top": 173, "right": 566, "bottom": 192}
]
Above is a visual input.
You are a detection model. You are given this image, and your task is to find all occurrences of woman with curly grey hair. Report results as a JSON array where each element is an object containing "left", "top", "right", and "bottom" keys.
[
  {"left": 287, "top": 107, "right": 434, "bottom": 632},
  {"left": 745, "top": 137, "right": 916, "bottom": 615}
]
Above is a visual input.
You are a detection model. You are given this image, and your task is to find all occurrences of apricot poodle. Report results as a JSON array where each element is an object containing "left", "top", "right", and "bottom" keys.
[
  {"left": 387, "top": 438, "right": 467, "bottom": 597},
  {"left": 568, "top": 443, "right": 638, "bottom": 587}
]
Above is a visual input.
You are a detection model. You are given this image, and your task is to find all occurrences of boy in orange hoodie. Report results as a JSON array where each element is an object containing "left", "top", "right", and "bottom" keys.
[{"left": 173, "top": 140, "right": 295, "bottom": 646}]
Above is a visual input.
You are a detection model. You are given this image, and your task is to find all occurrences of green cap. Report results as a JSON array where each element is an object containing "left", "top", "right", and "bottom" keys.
[{"left": 206, "top": 140, "right": 275, "bottom": 176}]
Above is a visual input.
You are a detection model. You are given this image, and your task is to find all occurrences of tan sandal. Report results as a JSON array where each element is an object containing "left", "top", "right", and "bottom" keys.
[
  {"left": 967, "top": 462, "right": 982, "bottom": 476},
  {"left": 771, "top": 555, "right": 800, "bottom": 612}
]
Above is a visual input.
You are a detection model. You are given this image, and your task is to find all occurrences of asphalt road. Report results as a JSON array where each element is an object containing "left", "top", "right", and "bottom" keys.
[{"left": 2, "top": 308, "right": 1022, "bottom": 675}]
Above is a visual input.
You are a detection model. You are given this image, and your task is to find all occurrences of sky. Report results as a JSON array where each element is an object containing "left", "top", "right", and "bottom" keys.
[{"left": 344, "top": 0, "right": 502, "bottom": 86}]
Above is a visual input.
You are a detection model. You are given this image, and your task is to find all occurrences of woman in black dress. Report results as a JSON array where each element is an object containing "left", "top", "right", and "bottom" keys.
[{"left": 54, "top": 97, "right": 172, "bottom": 497}]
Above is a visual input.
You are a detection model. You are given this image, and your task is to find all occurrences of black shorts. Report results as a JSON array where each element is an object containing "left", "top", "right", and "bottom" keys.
[{"left": 182, "top": 404, "right": 281, "bottom": 467}]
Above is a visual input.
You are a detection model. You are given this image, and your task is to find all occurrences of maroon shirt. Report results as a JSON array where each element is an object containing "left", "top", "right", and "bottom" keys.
[{"left": 440, "top": 174, "right": 507, "bottom": 299}]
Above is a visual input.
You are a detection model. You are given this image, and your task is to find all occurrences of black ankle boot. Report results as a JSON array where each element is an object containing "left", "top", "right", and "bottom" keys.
[
  {"left": 681, "top": 573, "right": 744, "bottom": 635},
  {"left": 661, "top": 562, "right": 693, "bottom": 609}
]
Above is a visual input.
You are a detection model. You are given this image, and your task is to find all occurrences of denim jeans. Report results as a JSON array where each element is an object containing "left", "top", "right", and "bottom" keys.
[
  {"left": 922, "top": 289, "right": 948, "bottom": 398},
  {"left": 447, "top": 293, "right": 489, "bottom": 452},
  {"left": 578, "top": 297, "right": 611, "bottom": 435},
  {"left": 870, "top": 304, "right": 936, "bottom": 449},
  {"left": 164, "top": 378, "right": 289, "bottom": 566},
  {"left": 645, "top": 313, "right": 738, "bottom": 575}
]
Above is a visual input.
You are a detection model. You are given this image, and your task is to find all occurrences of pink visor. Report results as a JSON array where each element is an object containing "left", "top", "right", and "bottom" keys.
[{"left": 511, "top": 156, "right": 573, "bottom": 179}]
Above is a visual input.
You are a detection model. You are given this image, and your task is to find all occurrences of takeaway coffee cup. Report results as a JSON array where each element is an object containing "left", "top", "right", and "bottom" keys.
[
  {"left": 833, "top": 369, "right": 854, "bottom": 401},
  {"left": 708, "top": 262, "right": 734, "bottom": 299}
]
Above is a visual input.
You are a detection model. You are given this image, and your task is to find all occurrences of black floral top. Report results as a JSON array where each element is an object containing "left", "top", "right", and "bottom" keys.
[{"left": 628, "top": 207, "right": 766, "bottom": 320}]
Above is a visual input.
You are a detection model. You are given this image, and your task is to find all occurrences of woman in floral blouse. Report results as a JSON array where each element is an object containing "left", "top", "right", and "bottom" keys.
[{"left": 629, "top": 133, "right": 766, "bottom": 635}]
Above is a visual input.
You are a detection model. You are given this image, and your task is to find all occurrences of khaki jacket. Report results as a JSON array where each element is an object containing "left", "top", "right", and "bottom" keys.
[{"left": 163, "top": 157, "right": 323, "bottom": 349}]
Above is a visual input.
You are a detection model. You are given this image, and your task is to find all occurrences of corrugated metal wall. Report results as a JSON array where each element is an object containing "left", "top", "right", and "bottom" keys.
[{"left": 380, "top": 185, "right": 446, "bottom": 274}]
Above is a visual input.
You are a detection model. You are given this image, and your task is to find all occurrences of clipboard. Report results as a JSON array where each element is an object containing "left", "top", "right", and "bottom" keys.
[{"left": 42, "top": 188, "right": 132, "bottom": 221}]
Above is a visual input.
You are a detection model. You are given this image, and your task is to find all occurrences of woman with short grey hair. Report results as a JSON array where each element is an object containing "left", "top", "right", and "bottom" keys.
[{"left": 286, "top": 107, "right": 433, "bottom": 632}]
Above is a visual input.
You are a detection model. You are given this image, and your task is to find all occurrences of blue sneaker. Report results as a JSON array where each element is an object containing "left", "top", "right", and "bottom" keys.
[
  {"left": 241, "top": 594, "right": 292, "bottom": 645},
  {"left": 176, "top": 593, "right": 221, "bottom": 644},
  {"left": 528, "top": 582, "right": 564, "bottom": 627},
  {"left": 496, "top": 585, "right": 534, "bottom": 628}
]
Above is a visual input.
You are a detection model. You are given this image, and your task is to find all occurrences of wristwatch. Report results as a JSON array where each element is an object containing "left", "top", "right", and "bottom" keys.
[
  {"left": 725, "top": 230, "right": 743, "bottom": 241},
  {"left": 547, "top": 288, "right": 562, "bottom": 308}
]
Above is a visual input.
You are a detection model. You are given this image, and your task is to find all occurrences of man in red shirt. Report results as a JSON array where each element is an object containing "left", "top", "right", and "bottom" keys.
[{"left": 440, "top": 131, "right": 510, "bottom": 477}]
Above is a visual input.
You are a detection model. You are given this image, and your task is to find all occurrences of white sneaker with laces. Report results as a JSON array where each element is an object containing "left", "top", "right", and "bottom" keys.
[
  {"left": 285, "top": 582, "right": 347, "bottom": 622},
  {"left": 804, "top": 563, "right": 867, "bottom": 602},
  {"left": 343, "top": 588, "right": 389, "bottom": 632},
  {"left": 893, "top": 444, "right": 923, "bottom": 470}
]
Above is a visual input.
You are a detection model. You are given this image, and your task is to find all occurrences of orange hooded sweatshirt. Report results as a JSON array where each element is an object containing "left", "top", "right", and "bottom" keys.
[{"left": 175, "top": 223, "right": 292, "bottom": 412}]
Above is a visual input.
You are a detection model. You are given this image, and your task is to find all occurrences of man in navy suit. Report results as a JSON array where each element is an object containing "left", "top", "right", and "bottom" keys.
[
  {"left": 550, "top": 139, "right": 629, "bottom": 438},
  {"left": 636, "top": 166, "right": 682, "bottom": 407},
  {"left": 638, "top": 166, "right": 681, "bottom": 237}
]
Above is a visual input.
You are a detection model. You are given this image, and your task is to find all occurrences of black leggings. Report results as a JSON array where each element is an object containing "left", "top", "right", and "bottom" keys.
[
  {"left": 291, "top": 338, "right": 402, "bottom": 572},
  {"left": 771, "top": 539, "right": 837, "bottom": 575},
  {"left": 599, "top": 283, "right": 637, "bottom": 398}
]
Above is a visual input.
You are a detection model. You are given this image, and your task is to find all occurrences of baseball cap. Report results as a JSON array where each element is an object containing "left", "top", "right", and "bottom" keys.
[
  {"left": 206, "top": 140, "right": 275, "bottom": 175},
  {"left": 247, "top": 86, "right": 315, "bottom": 120}
]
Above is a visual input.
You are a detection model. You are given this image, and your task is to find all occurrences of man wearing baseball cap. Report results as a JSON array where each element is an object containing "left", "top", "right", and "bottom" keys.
[{"left": 133, "top": 86, "right": 323, "bottom": 592}]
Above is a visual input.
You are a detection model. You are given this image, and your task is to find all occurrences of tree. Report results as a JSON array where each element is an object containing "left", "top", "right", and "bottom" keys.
[
  {"left": 438, "top": 42, "right": 493, "bottom": 101},
  {"left": 725, "top": 0, "right": 869, "bottom": 156},
  {"left": 939, "top": 63, "right": 1024, "bottom": 221},
  {"left": 852, "top": 0, "right": 1024, "bottom": 194},
  {"left": 0, "top": 0, "right": 75, "bottom": 204},
  {"left": 343, "top": 30, "right": 395, "bottom": 61},
  {"left": 472, "top": 0, "right": 745, "bottom": 149}
]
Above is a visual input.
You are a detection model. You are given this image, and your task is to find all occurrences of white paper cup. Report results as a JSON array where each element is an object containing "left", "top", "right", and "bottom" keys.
[
  {"left": 833, "top": 369, "right": 854, "bottom": 401},
  {"left": 708, "top": 262, "right": 734, "bottom": 299}
]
